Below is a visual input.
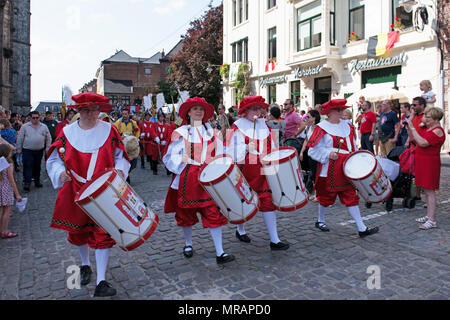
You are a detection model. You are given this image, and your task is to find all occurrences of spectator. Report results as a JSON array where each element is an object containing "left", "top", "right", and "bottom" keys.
[
  {"left": 56, "top": 112, "right": 62, "bottom": 122},
  {"left": 283, "top": 99, "right": 304, "bottom": 154},
  {"left": 420, "top": 80, "right": 436, "bottom": 108},
  {"left": 0, "top": 143, "right": 22, "bottom": 239},
  {"left": 0, "top": 105, "right": 5, "bottom": 119},
  {"left": 406, "top": 107, "right": 445, "bottom": 229},
  {"left": 42, "top": 111, "right": 58, "bottom": 143},
  {"left": 0, "top": 119, "right": 18, "bottom": 171},
  {"left": 374, "top": 103, "right": 382, "bottom": 155},
  {"left": 16, "top": 111, "right": 52, "bottom": 191},
  {"left": 5, "top": 110, "right": 11, "bottom": 120},
  {"left": 378, "top": 100, "right": 400, "bottom": 157},
  {"left": 299, "top": 109, "right": 321, "bottom": 201},
  {"left": 342, "top": 109, "right": 353, "bottom": 124},
  {"left": 267, "top": 105, "right": 285, "bottom": 145},
  {"left": 217, "top": 104, "right": 230, "bottom": 140},
  {"left": 399, "top": 103, "right": 411, "bottom": 146},
  {"left": 359, "top": 101, "right": 377, "bottom": 154}
]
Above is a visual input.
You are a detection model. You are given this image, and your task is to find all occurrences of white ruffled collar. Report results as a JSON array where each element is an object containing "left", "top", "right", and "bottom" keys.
[
  {"left": 234, "top": 118, "right": 269, "bottom": 140},
  {"left": 175, "top": 123, "right": 214, "bottom": 143},
  {"left": 63, "top": 120, "right": 111, "bottom": 153},
  {"left": 318, "top": 119, "right": 350, "bottom": 138}
]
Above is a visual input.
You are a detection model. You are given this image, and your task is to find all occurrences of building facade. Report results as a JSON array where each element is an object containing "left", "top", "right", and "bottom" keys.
[
  {"left": 223, "top": 0, "right": 446, "bottom": 143},
  {"left": 0, "top": 0, "right": 31, "bottom": 113}
]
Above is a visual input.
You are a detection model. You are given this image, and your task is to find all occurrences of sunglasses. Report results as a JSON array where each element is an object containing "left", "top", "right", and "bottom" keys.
[{"left": 31, "top": 117, "right": 40, "bottom": 119}]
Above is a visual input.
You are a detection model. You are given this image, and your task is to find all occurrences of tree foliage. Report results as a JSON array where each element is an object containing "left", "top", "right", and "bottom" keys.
[{"left": 167, "top": 4, "right": 223, "bottom": 107}]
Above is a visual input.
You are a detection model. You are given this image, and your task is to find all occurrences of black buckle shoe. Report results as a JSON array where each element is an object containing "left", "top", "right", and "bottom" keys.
[
  {"left": 235, "top": 231, "right": 251, "bottom": 243},
  {"left": 183, "top": 245, "right": 193, "bottom": 258},
  {"left": 93, "top": 281, "right": 117, "bottom": 297},
  {"left": 80, "top": 265, "right": 92, "bottom": 286},
  {"left": 315, "top": 222, "right": 330, "bottom": 232},
  {"left": 359, "top": 227, "right": 379, "bottom": 238},
  {"left": 23, "top": 185, "right": 30, "bottom": 192},
  {"left": 216, "top": 253, "right": 235, "bottom": 264},
  {"left": 270, "top": 241, "right": 290, "bottom": 251}
]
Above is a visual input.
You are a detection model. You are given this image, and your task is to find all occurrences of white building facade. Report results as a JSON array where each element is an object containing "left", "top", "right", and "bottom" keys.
[{"left": 222, "top": 0, "right": 445, "bottom": 137}]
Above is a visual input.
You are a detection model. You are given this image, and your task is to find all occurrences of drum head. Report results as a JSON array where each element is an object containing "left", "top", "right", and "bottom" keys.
[
  {"left": 78, "top": 171, "right": 113, "bottom": 202},
  {"left": 344, "top": 152, "right": 376, "bottom": 179},
  {"left": 262, "top": 147, "right": 296, "bottom": 164},
  {"left": 199, "top": 157, "right": 233, "bottom": 184}
]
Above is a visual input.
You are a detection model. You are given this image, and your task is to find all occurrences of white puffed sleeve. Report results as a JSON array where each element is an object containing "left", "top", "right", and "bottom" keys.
[
  {"left": 308, "top": 134, "right": 334, "bottom": 177},
  {"left": 46, "top": 149, "right": 66, "bottom": 190},
  {"left": 163, "top": 136, "right": 187, "bottom": 175},
  {"left": 114, "top": 149, "right": 131, "bottom": 180}
]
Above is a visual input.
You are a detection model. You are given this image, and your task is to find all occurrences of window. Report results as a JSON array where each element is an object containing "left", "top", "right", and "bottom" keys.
[
  {"left": 232, "top": 0, "right": 248, "bottom": 26},
  {"left": 392, "top": 0, "right": 413, "bottom": 29},
  {"left": 330, "top": 0, "right": 335, "bottom": 45},
  {"left": 145, "top": 68, "right": 152, "bottom": 75},
  {"left": 121, "top": 96, "right": 130, "bottom": 106},
  {"left": 231, "top": 38, "right": 248, "bottom": 63},
  {"left": 268, "top": 27, "right": 277, "bottom": 60},
  {"left": 349, "top": 0, "right": 364, "bottom": 41},
  {"left": 297, "top": 1, "right": 322, "bottom": 51},
  {"left": 268, "top": 0, "right": 276, "bottom": 10},
  {"left": 109, "top": 96, "right": 118, "bottom": 106},
  {"left": 268, "top": 84, "right": 276, "bottom": 104},
  {"left": 290, "top": 81, "right": 301, "bottom": 107}
]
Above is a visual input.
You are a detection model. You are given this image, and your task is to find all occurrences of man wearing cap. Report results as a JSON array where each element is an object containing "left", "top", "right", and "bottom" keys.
[
  {"left": 225, "top": 96, "right": 290, "bottom": 251},
  {"left": 163, "top": 97, "right": 235, "bottom": 264},
  {"left": 46, "top": 92, "right": 131, "bottom": 297},
  {"left": 307, "top": 99, "right": 379, "bottom": 238}
]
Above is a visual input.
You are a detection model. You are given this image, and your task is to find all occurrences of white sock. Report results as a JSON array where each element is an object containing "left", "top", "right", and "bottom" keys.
[
  {"left": 318, "top": 205, "right": 327, "bottom": 224},
  {"left": 262, "top": 211, "right": 281, "bottom": 244},
  {"left": 95, "top": 248, "right": 110, "bottom": 285},
  {"left": 78, "top": 244, "right": 90, "bottom": 266},
  {"left": 236, "top": 223, "right": 246, "bottom": 235},
  {"left": 347, "top": 206, "right": 367, "bottom": 232},
  {"left": 209, "top": 226, "right": 225, "bottom": 257},
  {"left": 182, "top": 226, "right": 193, "bottom": 250}
]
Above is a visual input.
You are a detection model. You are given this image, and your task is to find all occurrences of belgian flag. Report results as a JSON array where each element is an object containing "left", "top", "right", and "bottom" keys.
[{"left": 367, "top": 31, "right": 400, "bottom": 58}]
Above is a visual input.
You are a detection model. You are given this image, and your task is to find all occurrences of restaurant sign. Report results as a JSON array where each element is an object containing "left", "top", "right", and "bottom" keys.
[
  {"left": 260, "top": 75, "right": 288, "bottom": 87},
  {"left": 294, "top": 65, "right": 323, "bottom": 78},
  {"left": 349, "top": 51, "right": 406, "bottom": 73}
]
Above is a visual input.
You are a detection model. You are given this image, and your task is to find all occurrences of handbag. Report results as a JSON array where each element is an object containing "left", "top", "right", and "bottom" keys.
[{"left": 399, "top": 146, "right": 415, "bottom": 175}]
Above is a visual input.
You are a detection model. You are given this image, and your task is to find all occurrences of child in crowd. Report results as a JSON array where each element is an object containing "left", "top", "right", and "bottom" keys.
[
  {"left": 420, "top": 80, "right": 436, "bottom": 108},
  {"left": 0, "top": 144, "right": 22, "bottom": 239}
]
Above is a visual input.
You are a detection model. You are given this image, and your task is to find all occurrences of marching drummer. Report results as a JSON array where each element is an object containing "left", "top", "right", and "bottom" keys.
[
  {"left": 46, "top": 92, "right": 131, "bottom": 297},
  {"left": 162, "top": 97, "right": 235, "bottom": 264},
  {"left": 225, "top": 96, "right": 290, "bottom": 251},
  {"left": 307, "top": 99, "right": 379, "bottom": 237}
]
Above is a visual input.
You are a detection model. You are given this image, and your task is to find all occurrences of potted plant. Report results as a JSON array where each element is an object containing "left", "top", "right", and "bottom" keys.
[
  {"left": 391, "top": 17, "right": 405, "bottom": 31},
  {"left": 219, "top": 64, "right": 230, "bottom": 79},
  {"left": 348, "top": 32, "right": 360, "bottom": 43}
]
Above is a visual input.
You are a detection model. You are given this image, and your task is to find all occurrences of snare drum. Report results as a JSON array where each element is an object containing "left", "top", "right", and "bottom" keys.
[
  {"left": 261, "top": 147, "right": 308, "bottom": 212},
  {"left": 75, "top": 169, "right": 159, "bottom": 251},
  {"left": 199, "top": 156, "right": 259, "bottom": 224},
  {"left": 343, "top": 150, "right": 393, "bottom": 203}
]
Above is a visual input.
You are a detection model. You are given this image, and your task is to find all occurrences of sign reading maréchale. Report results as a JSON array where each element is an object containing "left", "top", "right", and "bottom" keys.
[
  {"left": 260, "top": 75, "right": 287, "bottom": 87},
  {"left": 349, "top": 51, "right": 406, "bottom": 73},
  {"left": 294, "top": 65, "right": 323, "bottom": 78}
]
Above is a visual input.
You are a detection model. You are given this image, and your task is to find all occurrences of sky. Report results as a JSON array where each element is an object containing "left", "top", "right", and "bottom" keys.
[{"left": 30, "top": 0, "right": 222, "bottom": 105}]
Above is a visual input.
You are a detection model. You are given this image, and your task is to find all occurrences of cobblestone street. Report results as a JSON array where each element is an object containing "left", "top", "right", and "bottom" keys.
[{"left": 1, "top": 156, "right": 449, "bottom": 300}]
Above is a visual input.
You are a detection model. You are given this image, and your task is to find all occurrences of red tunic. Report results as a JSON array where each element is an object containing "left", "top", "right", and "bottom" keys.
[
  {"left": 55, "top": 120, "right": 70, "bottom": 138},
  {"left": 46, "top": 125, "right": 128, "bottom": 234},
  {"left": 228, "top": 125, "right": 277, "bottom": 212},
  {"left": 414, "top": 126, "right": 445, "bottom": 190},
  {"left": 148, "top": 122, "right": 170, "bottom": 160},
  {"left": 139, "top": 120, "right": 154, "bottom": 156}
]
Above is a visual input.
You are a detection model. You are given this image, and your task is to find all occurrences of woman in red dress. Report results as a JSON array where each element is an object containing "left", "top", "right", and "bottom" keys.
[
  {"left": 162, "top": 97, "right": 235, "bottom": 264},
  {"left": 406, "top": 107, "right": 446, "bottom": 229}
]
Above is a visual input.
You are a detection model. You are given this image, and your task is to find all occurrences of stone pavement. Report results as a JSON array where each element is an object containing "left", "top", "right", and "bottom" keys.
[{"left": 0, "top": 155, "right": 449, "bottom": 300}]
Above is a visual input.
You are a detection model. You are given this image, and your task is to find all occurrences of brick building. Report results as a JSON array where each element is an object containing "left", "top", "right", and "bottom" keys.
[
  {"left": 79, "top": 78, "right": 97, "bottom": 94},
  {"left": 0, "top": 0, "right": 31, "bottom": 113},
  {"left": 95, "top": 41, "right": 182, "bottom": 108}
]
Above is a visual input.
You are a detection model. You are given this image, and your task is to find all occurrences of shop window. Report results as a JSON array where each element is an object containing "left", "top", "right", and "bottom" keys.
[
  {"left": 121, "top": 96, "right": 131, "bottom": 106},
  {"left": 109, "top": 96, "right": 118, "bottom": 106},
  {"left": 297, "top": 1, "right": 322, "bottom": 51},
  {"left": 362, "top": 66, "right": 402, "bottom": 88},
  {"left": 268, "top": 84, "right": 276, "bottom": 105},
  {"left": 268, "top": 27, "right": 277, "bottom": 61},
  {"left": 290, "top": 81, "right": 301, "bottom": 107},
  {"left": 231, "top": 38, "right": 248, "bottom": 63},
  {"left": 392, "top": 0, "right": 413, "bottom": 29},
  {"left": 349, "top": 0, "right": 364, "bottom": 41}
]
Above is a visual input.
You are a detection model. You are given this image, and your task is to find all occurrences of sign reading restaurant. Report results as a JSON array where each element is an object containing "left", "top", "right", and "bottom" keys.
[
  {"left": 294, "top": 65, "right": 323, "bottom": 78},
  {"left": 260, "top": 75, "right": 288, "bottom": 87},
  {"left": 349, "top": 51, "right": 407, "bottom": 73}
]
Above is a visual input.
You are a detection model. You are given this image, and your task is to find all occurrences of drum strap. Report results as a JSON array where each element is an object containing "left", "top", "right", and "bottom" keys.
[
  {"left": 331, "top": 148, "right": 350, "bottom": 155},
  {"left": 69, "top": 149, "right": 100, "bottom": 184}
]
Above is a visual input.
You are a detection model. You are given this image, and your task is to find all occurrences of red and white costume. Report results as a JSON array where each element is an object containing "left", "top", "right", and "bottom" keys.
[
  {"left": 163, "top": 123, "right": 227, "bottom": 228},
  {"left": 149, "top": 121, "right": 170, "bottom": 161},
  {"left": 139, "top": 120, "right": 154, "bottom": 157},
  {"left": 55, "top": 119, "right": 70, "bottom": 138},
  {"left": 307, "top": 119, "right": 360, "bottom": 207},
  {"left": 225, "top": 118, "right": 278, "bottom": 212},
  {"left": 46, "top": 120, "right": 131, "bottom": 248}
]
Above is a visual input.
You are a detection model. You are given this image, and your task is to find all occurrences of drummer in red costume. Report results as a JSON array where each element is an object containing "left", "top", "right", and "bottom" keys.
[
  {"left": 46, "top": 93, "right": 131, "bottom": 297},
  {"left": 139, "top": 112, "right": 154, "bottom": 169},
  {"left": 307, "top": 99, "right": 379, "bottom": 237},
  {"left": 149, "top": 110, "right": 171, "bottom": 175},
  {"left": 163, "top": 97, "right": 235, "bottom": 264},
  {"left": 225, "top": 96, "right": 289, "bottom": 251}
]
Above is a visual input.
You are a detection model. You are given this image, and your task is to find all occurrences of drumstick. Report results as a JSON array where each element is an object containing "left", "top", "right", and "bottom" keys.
[
  {"left": 252, "top": 115, "right": 258, "bottom": 141},
  {"left": 59, "top": 147, "right": 70, "bottom": 175}
]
